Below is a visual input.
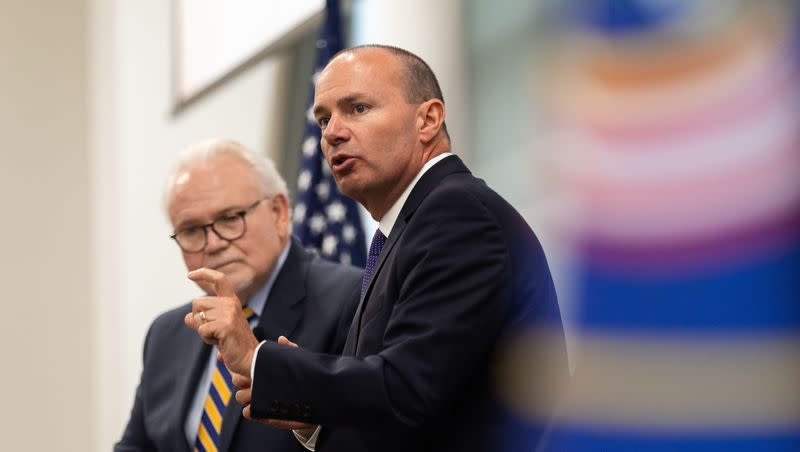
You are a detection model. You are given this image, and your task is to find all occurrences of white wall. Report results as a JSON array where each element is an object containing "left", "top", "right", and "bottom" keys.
[
  {"left": 0, "top": 0, "right": 91, "bottom": 450},
  {"left": 89, "top": 0, "right": 292, "bottom": 449}
]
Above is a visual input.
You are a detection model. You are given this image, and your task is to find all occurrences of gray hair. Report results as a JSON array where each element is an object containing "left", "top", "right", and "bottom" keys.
[{"left": 163, "top": 138, "right": 289, "bottom": 212}]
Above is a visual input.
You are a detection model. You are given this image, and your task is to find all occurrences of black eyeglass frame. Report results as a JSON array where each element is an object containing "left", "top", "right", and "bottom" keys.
[{"left": 170, "top": 197, "right": 268, "bottom": 253}]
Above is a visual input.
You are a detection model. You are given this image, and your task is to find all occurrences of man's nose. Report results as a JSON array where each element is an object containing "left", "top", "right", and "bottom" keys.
[
  {"left": 204, "top": 226, "right": 229, "bottom": 253},
  {"left": 322, "top": 116, "right": 349, "bottom": 146}
]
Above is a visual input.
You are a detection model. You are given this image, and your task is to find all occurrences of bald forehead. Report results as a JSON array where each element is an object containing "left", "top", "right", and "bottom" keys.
[
  {"left": 322, "top": 47, "right": 402, "bottom": 81},
  {"left": 183, "top": 153, "right": 251, "bottom": 179},
  {"left": 171, "top": 154, "right": 257, "bottom": 198},
  {"left": 332, "top": 46, "right": 396, "bottom": 65}
]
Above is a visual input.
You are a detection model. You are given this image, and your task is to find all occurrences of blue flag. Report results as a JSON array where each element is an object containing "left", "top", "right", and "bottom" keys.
[{"left": 293, "top": 0, "right": 366, "bottom": 267}]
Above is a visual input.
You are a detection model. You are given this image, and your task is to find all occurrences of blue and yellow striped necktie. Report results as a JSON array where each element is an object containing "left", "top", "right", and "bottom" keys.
[{"left": 194, "top": 305, "right": 257, "bottom": 452}]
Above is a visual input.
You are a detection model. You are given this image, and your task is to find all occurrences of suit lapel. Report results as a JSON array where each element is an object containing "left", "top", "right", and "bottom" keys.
[
  {"left": 258, "top": 240, "right": 307, "bottom": 339},
  {"left": 217, "top": 240, "right": 307, "bottom": 452},
  {"left": 177, "top": 319, "right": 213, "bottom": 452},
  {"left": 342, "top": 312, "right": 359, "bottom": 356},
  {"left": 345, "top": 156, "right": 471, "bottom": 355}
]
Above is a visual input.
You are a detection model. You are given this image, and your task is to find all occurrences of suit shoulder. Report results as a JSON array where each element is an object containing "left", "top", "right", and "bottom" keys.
[
  {"left": 414, "top": 173, "right": 503, "bottom": 223},
  {"left": 306, "top": 256, "right": 362, "bottom": 288},
  {"left": 428, "top": 172, "right": 531, "bottom": 228},
  {"left": 146, "top": 301, "right": 193, "bottom": 342},
  {"left": 150, "top": 301, "right": 192, "bottom": 326},
  {"left": 435, "top": 172, "right": 507, "bottom": 205}
]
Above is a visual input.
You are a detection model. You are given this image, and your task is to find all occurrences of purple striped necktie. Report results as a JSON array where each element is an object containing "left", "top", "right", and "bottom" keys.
[{"left": 361, "top": 229, "right": 386, "bottom": 298}]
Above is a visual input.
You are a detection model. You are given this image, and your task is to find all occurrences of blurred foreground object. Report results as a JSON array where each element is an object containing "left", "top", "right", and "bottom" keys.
[{"left": 539, "top": 1, "right": 800, "bottom": 450}]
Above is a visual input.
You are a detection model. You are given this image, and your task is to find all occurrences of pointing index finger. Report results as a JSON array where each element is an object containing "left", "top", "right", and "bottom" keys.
[{"left": 187, "top": 268, "right": 236, "bottom": 298}]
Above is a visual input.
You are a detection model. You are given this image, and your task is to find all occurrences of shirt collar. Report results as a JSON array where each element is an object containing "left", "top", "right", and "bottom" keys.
[
  {"left": 378, "top": 153, "right": 453, "bottom": 238},
  {"left": 243, "top": 241, "right": 290, "bottom": 317}
]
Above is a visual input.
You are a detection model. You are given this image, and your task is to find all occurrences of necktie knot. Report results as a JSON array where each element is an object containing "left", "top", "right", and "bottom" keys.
[
  {"left": 242, "top": 305, "right": 258, "bottom": 323},
  {"left": 361, "top": 230, "right": 386, "bottom": 298}
]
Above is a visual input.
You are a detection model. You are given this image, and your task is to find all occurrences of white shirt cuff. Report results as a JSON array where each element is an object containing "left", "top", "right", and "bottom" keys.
[
  {"left": 293, "top": 426, "right": 321, "bottom": 451},
  {"left": 251, "top": 340, "right": 266, "bottom": 383}
]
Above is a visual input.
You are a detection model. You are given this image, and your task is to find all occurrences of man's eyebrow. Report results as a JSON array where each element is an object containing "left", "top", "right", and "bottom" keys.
[
  {"left": 173, "top": 218, "right": 201, "bottom": 231},
  {"left": 174, "top": 205, "right": 245, "bottom": 230},
  {"left": 312, "top": 104, "right": 327, "bottom": 119},
  {"left": 336, "top": 94, "right": 365, "bottom": 108},
  {"left": 313, "top": 93, "right": 369, "bottom": 119}
]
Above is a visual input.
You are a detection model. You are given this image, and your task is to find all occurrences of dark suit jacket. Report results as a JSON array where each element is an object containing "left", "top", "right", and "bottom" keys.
[
  {"left": 115, "top": 239, "right": 361, "bottom": 452},
  {"left": 251, "top": 156, "right": 567, "bottom": 452}
]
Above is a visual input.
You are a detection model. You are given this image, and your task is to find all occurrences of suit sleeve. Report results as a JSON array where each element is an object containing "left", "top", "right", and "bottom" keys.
[
  {"left": 251, "top": 186, "right": 508, "bottom": 431},
  {"left": 114, "top": 326, "right": 158, "bottom": 452}
]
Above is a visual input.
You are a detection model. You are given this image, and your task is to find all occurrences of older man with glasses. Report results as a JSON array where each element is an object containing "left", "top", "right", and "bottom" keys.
[{"left": 115, "top": 138, "right": 362, "bottom": 452}]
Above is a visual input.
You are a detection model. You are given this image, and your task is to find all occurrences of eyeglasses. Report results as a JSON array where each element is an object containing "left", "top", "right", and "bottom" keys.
[{"left": 170, "top": 198, "right": 267, "bottom": 253}]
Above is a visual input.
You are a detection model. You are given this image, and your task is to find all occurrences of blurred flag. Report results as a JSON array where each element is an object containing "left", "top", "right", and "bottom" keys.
[
  {"left": 293, "top": 0, "right": 366, "bottom": 267},
  {"left": 521, "top": 1, "right": 800, "bottom": 450}
]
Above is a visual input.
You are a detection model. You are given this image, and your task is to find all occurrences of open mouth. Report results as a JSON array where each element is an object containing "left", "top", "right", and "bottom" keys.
[
  {"left": 331, "top": 155, "right": 349, "bottom": 166},
  {"left": 330, "top": 154, "right": 355, "bottom": 172}
]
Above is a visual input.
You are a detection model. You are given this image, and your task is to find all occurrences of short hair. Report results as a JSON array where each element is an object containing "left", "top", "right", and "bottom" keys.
[
  {"left": 163, "top": 138, "right": 288, "bottom": 212},
  {"left": 332, "top": 45, "right": 450, "bottom": 140}
]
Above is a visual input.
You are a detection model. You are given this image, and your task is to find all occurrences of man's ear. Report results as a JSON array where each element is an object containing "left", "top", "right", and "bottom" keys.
[
  {"left": 270, "top": 193, "right": 291, "bottom": 239},
  {"left": 416, "top": 99, "right": 446, "bottom": 143}
]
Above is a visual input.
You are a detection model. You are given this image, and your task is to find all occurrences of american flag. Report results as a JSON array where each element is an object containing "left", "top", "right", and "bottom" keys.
[{"left": 293, "top": 0, "right": 366, "bottom": 267}]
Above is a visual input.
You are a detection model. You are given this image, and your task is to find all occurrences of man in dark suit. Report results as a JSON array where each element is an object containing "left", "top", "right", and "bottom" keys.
[
  {"left": 114, "top": 138, "right": 361, "bottom": 452},
  {"left": 187, "top": 46, "right": 568, "bottom": 451}
]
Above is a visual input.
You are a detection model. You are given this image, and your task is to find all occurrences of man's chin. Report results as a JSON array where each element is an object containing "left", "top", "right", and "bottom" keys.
[
  {"left": 231, "top": 275, "right": 256, "bottom": 301},
  {"left": 337, "top": 180, "right": 368, "bottom": 207}
]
